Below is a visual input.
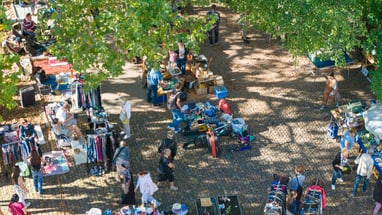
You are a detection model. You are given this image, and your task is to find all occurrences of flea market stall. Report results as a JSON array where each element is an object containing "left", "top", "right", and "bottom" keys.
[{"left": 331, "top": 101, "right": 382, "bottom": 178}]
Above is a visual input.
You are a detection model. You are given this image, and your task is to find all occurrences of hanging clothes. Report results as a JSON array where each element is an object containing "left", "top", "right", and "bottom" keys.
[{"left": 2, "top": 142, "right": 21, "bottom": 165}]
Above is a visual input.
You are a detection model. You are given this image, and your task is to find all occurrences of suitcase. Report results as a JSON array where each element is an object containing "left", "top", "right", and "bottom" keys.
[{"left": 20, "top": 86, "right": 35, "bottom": 107}]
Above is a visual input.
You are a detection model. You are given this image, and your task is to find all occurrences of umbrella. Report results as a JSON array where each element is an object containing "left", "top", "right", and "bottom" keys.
[{"left": 363, "top": 103, "right": 382, "bottom": 140}]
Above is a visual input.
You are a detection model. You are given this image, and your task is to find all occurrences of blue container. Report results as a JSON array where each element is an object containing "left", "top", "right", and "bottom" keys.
[
  {"left": 154, "top": 94, "right": 167, "bottom": 104},
  {"left": 214, "top": 86, "right": 228, "bottom": 99}
]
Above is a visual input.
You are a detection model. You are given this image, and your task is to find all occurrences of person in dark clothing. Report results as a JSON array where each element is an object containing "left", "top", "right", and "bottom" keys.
[
  {"left": 32, "top": 66, "right": 58, "bottom": 93},
  {"left": 19, "top": 119, "right": 36, "bottom": 140},
  {"left": 206, "top": 4, "right": 220, "bottom": 45},
  {"left": 119, "top": 162, "right": 135, "bottom": 206},
  {"left": 157, "top": 130, "right": 177, "bottom": 162},
  {"left": 331, "top": 149, "right": 348, "bottom": 190},
  {"left": 175, "top": 41, "right": 189, "bottom": 75},
  {"left": 373, "top": 176, "right": 382, "bottom": 215},
  {"left": 27, "top": 150, "right": 46, "bottom": 194},
  {"left": 157, "top": 149, "right": 178, "bottom": 191}
]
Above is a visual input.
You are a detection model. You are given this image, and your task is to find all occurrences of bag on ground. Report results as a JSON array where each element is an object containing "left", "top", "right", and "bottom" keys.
[{"left": 327, "top": 121, "right": 338, "bottom": 139}]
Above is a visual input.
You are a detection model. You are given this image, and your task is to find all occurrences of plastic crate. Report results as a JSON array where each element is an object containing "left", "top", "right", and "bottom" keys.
[{"left": 214, "top": 86, "right": 227, "bottom": 99}]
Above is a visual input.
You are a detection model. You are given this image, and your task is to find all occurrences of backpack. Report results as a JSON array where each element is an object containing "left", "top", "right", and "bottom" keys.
[
  {"left": 167, "top": 90, "right": 182, "bottom": 110},
  {"left": 158, "top": 138, "right": 175, "bottom": 154},
  {"left": 327, "top": 121, "right": 338, "bottom": 139}
]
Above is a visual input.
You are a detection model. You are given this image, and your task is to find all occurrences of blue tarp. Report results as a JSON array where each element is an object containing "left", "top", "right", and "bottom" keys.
[{"left": 308, "top": 53, "right": 353, "bottom": 69}]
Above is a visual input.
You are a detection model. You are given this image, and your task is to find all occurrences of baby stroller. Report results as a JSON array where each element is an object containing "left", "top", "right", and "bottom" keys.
[
  {"left": 302, "top": 178, "right": 326, "bottom": 215},
  {"left": 264, "top": 174, "right": 290, "bottom": 215}
]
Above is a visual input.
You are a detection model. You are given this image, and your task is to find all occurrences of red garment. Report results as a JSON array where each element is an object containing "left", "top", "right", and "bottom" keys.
[
  {"left": 218, "top": 99, "right": 232, "bottom": 115},
  {"left": 306, "top": 185, "right": 326, "bottom": 209},
  {"left": 8, "top": 201, "right": 25, "bottom": 215}
]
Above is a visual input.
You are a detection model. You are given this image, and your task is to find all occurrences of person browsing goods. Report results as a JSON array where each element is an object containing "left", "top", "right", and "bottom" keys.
[{"left": 147, "top": 68, "right": 164, "bottom": 107}]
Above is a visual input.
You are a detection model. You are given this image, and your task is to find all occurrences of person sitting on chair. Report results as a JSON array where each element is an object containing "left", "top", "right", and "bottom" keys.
[
  {"left": 19, "top": 119, "right": 36, "bottom": 141},
  {"left": 55, "top": 103, "right": 83, "bottom": 139},
  {"left": 32, "top": 66, "right": 58, "bottom": 94},
  {"left": 22, "top": 13, "right": 37, "bottom": 39}
]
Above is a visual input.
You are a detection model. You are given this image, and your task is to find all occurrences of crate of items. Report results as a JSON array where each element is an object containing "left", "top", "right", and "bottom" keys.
[
  {"left": 195, "top": 84, "right": 208, "bottom": 95},
  {"left": 214, "top": 86, "right": 227, "bottom": 99}
]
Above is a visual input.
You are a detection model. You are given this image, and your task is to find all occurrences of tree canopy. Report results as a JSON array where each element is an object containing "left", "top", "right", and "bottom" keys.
[{"left": 0, "top": 0, "right": 381, "bottom": 121}]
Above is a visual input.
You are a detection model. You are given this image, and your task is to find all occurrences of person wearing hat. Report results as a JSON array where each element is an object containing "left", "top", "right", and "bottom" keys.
[
  {"left": 112, "top": 140, "right": 130, "bottom": 182},
  {"left": 157, "top": 148, "right": 178, "bottom": 191},
  {"left": 158, "top": 130, "right": 177, "bottom": 162}
]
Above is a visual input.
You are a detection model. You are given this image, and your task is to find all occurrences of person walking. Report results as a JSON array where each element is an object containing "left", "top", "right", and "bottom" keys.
[
  {"left": 372, "top": 175, "right": 382, "bottom": 215},
  {"left": 8, "top": 194, "right": 28, "bottom": 215},
  {"left": 238, "top": 13, "right": 249, "bottom": 43},
  {"left": 167, "top": 82, "right": 184, "bottom": 133},
  {"left": 157, "top": 148, "right": 178, "bottom": 191},
  {"left": 206, "top": 4, "right": 221, "bottom": 45},
  {"left": 147, "top": 68, "right": 164, "bottom": 107},
  {"left": 320, "top": 71, "right": 340, "bottom": 111},
  {"left": 331, "top": 149, "right": 348, "bottom": 190},
  {"left": 11, "top": 166, "right": 30, "bottom": 207},
  {"left": 351, "top": 148, "right": 374, "bottom": 197},
  {"left": 134, "top": 170, "right": 160, "bottom": 206},
  {"left": 290, "top": 165, "right": 305, "bottom": 206},
  {"left": 27, "top": 149, "right": 46, "bottom": 195},
  {"left": 119, "top": 162, "right": 135, "bottom": 206},
  {"left": 120, "top": 98, "right": 132, "bottom": 139},
  {"left": 158, "top": 130, "right": 177, "bottom": 162},
  {"left": 112, "top": 140, "right": 130, "bottom": 182}
]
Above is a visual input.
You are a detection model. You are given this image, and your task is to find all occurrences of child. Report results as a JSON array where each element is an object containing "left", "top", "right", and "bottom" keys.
[{"left": 286, "top": 191, "right": 299, "bottom": 215}]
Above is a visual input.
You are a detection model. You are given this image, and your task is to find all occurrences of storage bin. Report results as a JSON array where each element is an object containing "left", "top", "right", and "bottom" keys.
[
  {"left": 232, "top": 118, "right": 246, "bottom": 133},
  {"left": 214, "top": 86, "right": 227, "bottom": 99},
  {"left": 155, "top": 94, "right": 167, "bottom": 104},
  {"left": 348, "top": 100, "right": 363, "bottom": 113}
]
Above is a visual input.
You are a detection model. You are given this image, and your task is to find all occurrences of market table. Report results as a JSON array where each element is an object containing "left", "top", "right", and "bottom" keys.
[
  {"left": 31, "top": 57, "right": 72, "bottom": 75},
  {"left": 356, "top": 134, "right": 382, "bottom": 178},
  {"left": 308, "top": 52, "right": 353, "bottom": 77}
]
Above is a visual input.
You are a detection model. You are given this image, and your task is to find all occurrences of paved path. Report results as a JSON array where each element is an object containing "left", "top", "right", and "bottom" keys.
[{"left": 0, "top": 7, "right": 377, "bottom": 215}]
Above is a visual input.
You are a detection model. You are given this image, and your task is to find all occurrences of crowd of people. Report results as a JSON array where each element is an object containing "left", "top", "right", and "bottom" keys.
[
  {"left": 4, "top": 3, "right": 382, "bottom": 215},
  {"left": 110, "top": 129, "right": 178, "bottom": 211}
]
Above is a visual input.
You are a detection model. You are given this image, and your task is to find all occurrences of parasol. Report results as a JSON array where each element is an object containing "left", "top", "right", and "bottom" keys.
[{"left": 363, "top": 103, "right": 382, "bottom": 140}]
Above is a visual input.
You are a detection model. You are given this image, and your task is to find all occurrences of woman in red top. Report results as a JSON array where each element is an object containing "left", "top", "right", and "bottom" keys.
[{"left": 8, "top": 194, "right": 28, "bottom": 215}]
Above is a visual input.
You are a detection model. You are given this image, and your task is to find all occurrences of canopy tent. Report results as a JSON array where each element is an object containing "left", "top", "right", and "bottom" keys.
[{"left": 363, "top": 103, "right": 382, "bottom": 140}]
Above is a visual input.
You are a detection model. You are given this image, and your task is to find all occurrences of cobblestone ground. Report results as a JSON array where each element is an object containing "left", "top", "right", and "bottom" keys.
[{"left": 0, "top": 6, "right": 378, "bottom": 215}]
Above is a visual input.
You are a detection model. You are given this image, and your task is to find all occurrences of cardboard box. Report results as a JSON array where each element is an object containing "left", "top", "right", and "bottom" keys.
[
  {"left": 208, "top": 85, "right": 214, "bottom": 94},
  {"left": 195, "top": 87, "right": 207, "bottom": 95}
]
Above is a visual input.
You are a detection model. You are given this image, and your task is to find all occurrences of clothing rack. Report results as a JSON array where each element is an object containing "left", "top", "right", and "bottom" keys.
[
  {"left": 86, "top": 132, "right": 115, "bottom": 175},
  {"left": 1, "top": 141, "right": 21, "bottom": 166},
  {"left": 70, "top": 81, "right": 102, "bottom": 110}
]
